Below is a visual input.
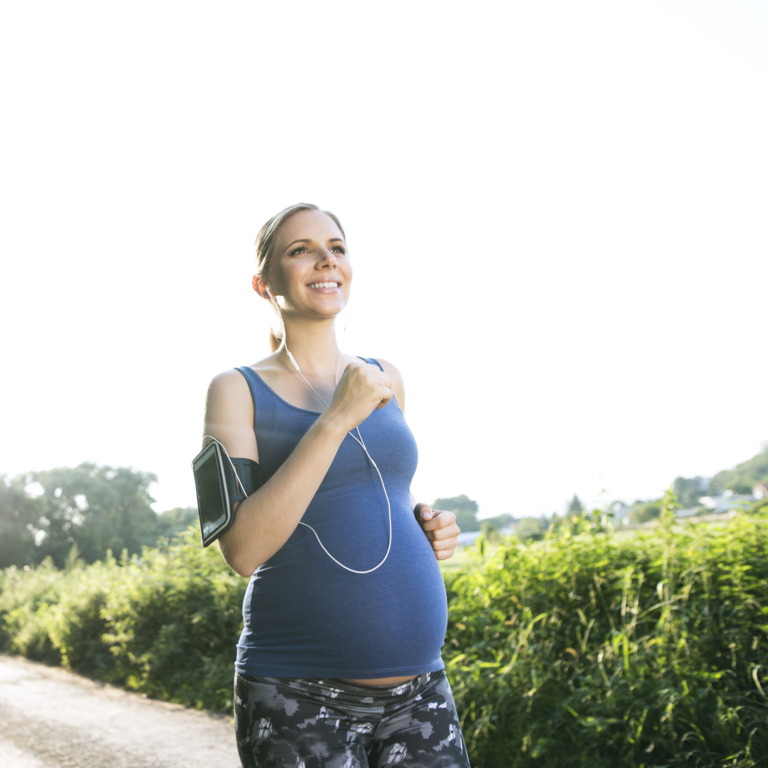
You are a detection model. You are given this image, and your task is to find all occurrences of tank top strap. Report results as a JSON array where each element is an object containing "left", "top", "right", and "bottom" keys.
[
  {"left": 359, "top": 357, "right": 383, "bottom": 371},
  {"left": 235, "top": 365, "right": 270, "bottom": 409}
]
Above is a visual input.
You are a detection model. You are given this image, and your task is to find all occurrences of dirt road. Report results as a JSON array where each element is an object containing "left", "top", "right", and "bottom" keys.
[{"left": 0, "top": 655, "right": 240, "bottom": 767}]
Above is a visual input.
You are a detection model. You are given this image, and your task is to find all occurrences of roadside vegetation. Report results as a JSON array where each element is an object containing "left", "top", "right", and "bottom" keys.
[
  {"left": 2, "top": 445, "right": 767, "bottom": 766},
  {"left": 1, "top": 492, "right": 766, "bottom": 767},
  {"left": 444, "top": 494, "right": 768, "bottom": 767}
]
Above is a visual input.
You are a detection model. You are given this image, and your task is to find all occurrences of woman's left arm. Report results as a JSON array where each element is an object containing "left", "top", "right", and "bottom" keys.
[{"left": 378, "top": 359, "right": 460, "bottom": 561}]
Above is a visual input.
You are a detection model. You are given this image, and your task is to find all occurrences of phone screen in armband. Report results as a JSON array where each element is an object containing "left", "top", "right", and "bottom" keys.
[{"left": 192, "top": 440, "right": 233, "bottom": 547}]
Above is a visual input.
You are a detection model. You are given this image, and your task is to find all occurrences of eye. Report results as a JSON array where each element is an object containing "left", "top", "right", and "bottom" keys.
[
  {"left": 331, "top": 245, "right": 347, "bottom": 255},
  {"left": 289, "top": 246, "right": 309, "bottom": 256}
]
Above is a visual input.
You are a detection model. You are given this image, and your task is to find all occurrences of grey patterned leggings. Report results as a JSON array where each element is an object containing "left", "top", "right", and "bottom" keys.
[{"left": 234, "top": 670, "right": 470, "bottom": 767}]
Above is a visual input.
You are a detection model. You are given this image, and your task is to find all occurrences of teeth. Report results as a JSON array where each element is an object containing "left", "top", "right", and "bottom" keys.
[{"left": 308, "top": 282, "right": 339, "bottom": 289}]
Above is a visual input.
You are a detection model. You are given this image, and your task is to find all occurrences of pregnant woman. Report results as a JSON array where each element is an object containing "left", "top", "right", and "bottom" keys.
[{"left": 202, "top": 203, "right": 470, "bottom": 767}]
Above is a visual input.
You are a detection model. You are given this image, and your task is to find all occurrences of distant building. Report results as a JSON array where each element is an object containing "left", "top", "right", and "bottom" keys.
[
  {"left": 609, "top": 502, "right": 632, "bottom": 525},
  {"left": 457, "top": 531, "right": 483, "bottom": 548},
  {"left": 457, "top": 525, "right": 517, "bottom": 548},
  {"left": 698, "top": 490, "right": 754, "bottom": 513}
]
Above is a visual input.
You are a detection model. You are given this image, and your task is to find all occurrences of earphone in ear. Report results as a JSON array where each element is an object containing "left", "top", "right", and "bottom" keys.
[{"left": 252, "top": 276, "right": 275, "bottom": 301}]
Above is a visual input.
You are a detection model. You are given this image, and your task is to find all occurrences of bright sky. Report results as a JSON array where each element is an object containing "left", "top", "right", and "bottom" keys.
[{"left": 1, "top": 1, "right": 766, "bottom": 521}]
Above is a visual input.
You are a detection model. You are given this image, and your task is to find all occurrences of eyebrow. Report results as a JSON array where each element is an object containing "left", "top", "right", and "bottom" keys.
[{"left": 283, "top": 237, "right": 345, "bottom": 251}]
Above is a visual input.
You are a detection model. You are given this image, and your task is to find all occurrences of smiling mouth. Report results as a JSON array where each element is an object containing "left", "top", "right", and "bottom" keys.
[{"left": 307, "top": 281, "right": 341, "bottom": 289}]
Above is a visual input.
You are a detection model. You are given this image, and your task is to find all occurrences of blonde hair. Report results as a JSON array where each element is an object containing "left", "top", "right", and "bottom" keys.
[{"left": 254, "top": 203, "right": 347, "bottom": 351}]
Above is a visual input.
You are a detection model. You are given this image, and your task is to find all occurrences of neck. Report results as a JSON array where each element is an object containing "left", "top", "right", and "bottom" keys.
[{"left": 278, "top": 317, "right": 342, "bottom": 377}]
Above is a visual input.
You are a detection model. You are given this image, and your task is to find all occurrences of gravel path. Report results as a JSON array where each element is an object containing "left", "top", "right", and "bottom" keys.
[{"left": 0, "top": 655, "right": 240, "bottom": 767}]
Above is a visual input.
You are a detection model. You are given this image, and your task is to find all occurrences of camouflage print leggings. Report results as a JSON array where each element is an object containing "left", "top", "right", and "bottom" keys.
[{"left": 234, "top": 670, "right": 470, "bottom": 767}]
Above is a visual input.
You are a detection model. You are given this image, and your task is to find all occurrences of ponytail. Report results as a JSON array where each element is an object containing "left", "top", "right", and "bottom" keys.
[{"left": 269, "top": 328, "right": 282, "bottom": 352}]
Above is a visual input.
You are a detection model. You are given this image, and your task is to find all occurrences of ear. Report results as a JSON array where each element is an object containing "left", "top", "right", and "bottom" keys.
[{"left": 252, "top": 275, "right": 269, "bottom": 299}]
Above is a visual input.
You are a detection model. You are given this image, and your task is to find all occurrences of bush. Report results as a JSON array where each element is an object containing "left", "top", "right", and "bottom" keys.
[
  {"left": 0, "top": 558, "right": 63, "bottom": 663},
  {"left": 44, "top": 554, "right": 123, "bottom": 677},
  {"left": 1, "top": 510, "right": 767, "bottom": 766},
  {"left": 0, "top": 532, "right": 246, "bottom": 712},
  {"left": 445, "top": 505, "right": 768, "bottom": 767},
  {"left": 100, "top": 532, "right": 245, "bottom": 710}
]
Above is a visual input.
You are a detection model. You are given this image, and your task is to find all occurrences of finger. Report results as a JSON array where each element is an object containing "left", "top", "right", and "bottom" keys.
[
  {"left": 422, "top": 518, "right": 459, "bottom": 538},
  {"left": 426, "top": 530, "right": 460, "bottom": 546},
  {"left": 414, "top": 503, "right": 435, "bottom": 521},
  {"left": 420, "top": 510, "right": 457, "bottom": 530},
  {"left": 375, "top": 384, "right": 393, "bottom": 409}
]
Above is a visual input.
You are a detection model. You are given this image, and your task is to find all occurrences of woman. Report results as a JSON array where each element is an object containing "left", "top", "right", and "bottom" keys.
[{"left": 203, "top": 203, "right": 469, "bottom": 767}]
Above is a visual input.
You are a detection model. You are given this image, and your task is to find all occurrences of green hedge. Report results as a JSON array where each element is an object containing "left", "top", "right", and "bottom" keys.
[
  {"left": 0, "top": 531, "right": 245, "bottom": 710},
  {"left": 1, "top": 510, "right": 767, "bottom": 767},
  {"left": 444, "top": 505, "right": 768, "bottom": 767}
]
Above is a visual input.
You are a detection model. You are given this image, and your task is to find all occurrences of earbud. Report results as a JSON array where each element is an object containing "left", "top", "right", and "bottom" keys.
[{"left": 252, "top": 276, "right": 275, "bottom": 301}]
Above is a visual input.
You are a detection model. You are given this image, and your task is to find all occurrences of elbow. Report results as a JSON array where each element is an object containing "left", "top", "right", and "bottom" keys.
[
  {"left": 226, "top": 553, "right": 260, "bottom": 579},
  {"left": 217, "top": 538, "right": 261, "bottom": 578},
  {"left": 232, "top": 561, "right": 258, "bottom": 578}
]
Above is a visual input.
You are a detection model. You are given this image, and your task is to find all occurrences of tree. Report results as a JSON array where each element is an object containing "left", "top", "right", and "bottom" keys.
[
  {"left": 432, "top": 494, "right": 479, "bottom": 531},
  {"left": 0, "top": 475, "right": 38, "bottom": 568},
  {"left": 567, "top": 495, "right": 585, "bottom": 516},
  {"left": 478, "top": 514, "right": 515, "bottom": 543},
  {"left": 709, "top": 444, "right": 768, "bottom": 495},
  {"left": 155, "top": 507, "right": 199, "bottom": 541},
  {"left": 515, "top": 517, "right": 545, "bottom": 541},
  {"left": 671, "top": 476, "right": 709, "bottom": 508},
  {"left": 629, "top": 500, "right": 662, "bottom": 525},
  {"left": 479, "top": 513, "right": 514, "bottom": 533},
  {"left": 28, "top": 464, "right": 159, "bottom": 566}
]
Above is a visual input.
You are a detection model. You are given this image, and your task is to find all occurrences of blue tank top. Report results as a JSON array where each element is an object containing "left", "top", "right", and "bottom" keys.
[{"left": 234, "top": 361, "right": 448, "bottom": 679}]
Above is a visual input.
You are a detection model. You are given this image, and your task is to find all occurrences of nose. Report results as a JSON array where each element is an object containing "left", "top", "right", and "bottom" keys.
[{"left": 317, "top": 247, "right": 337, "bottom": 268}]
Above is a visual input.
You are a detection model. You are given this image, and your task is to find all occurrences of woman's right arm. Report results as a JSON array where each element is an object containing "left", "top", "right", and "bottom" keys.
[{"left": 203, "top": 363, "right": 391, "bottom": 576}]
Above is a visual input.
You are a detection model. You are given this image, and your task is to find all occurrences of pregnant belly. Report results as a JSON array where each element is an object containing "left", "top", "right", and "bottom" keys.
[{"left": 246, "top": 545, "right": 447, "bottom": 674}]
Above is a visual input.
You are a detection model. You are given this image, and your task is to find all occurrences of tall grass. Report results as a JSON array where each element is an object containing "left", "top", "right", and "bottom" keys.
[{"left": 445, "top": 500, "right": 768, "bottom": 767}]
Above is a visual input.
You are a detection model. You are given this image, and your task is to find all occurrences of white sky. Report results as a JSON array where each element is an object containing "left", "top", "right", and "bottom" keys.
[{"left": 1, "top": 1, "right": 766, "bottom": 520}]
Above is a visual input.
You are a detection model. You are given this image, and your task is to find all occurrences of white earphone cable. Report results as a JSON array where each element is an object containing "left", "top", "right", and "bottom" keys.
[
  {"left": 264, "top": 285, "right": 392, "bottom": 573},
  {"left": 284, "top": 346, "right": 393, "bottom": 575}
]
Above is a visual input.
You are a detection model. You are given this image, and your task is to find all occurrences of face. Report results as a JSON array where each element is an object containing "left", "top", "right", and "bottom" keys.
[{"left": 266, "top": 209, "right": 352, "bottom": 318}]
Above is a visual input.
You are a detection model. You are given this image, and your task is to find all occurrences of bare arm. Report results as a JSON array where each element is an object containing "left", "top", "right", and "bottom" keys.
[{"left": 204, "top": 362, "right": 392, "bottom": 576}]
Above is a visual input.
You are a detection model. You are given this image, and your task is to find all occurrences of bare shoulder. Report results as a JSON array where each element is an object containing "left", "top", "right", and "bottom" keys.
[
  {"left": 204, "top": 368, "right": 258, "bottom": 460},
  {"left": 207, "top": 352, "right": 279, "bottom": 400},
  {"left": 374, "top": 358, "right": 403, "bottom": 381},
  {"left": 206, "top": 368, "right": 251, "bottom": 407},
  {"left": 373, "top": 358, "right": 406, "bottom": 410}
]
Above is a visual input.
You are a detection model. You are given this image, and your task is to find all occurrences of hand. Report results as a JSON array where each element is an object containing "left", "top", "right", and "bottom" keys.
[
  {"left": 415, "top": 503, "right": 460, "bottom": 561},
  {"left": 326, "top": 360, "right": 393, "bottom": 432}
]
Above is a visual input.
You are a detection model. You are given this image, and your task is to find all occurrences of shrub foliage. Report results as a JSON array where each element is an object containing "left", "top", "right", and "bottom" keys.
[
  {"left": 0, "top": 530, "right": 245, "bottom": 711},
  {"left": 445, "top": 499, "right": 768, "bottom": 767},
  {"left": 1, "top": 507, "right": 767, "bottom": 767}
]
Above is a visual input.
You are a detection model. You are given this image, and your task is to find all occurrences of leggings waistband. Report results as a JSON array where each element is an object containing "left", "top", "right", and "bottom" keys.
[{"left": 239, "top": 670, "right": 445, "bottom": 708}]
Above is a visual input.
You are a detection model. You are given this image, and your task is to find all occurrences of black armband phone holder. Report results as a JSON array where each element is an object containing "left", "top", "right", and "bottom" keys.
[
  {"left": 229, "top": 457, "right": 263, "bottom": 503},
  {"left": 192, "top": 440, "right": 263, "bottom": 547}
]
